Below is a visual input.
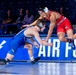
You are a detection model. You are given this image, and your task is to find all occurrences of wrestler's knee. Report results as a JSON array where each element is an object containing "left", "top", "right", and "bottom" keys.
[
  {"left": 28, "top": 44, "right": 32, "bottom": 49},
  {"left": 73, "top": 34, "right": 76, "bottom": 39},
  {"left": 24, "top": 44, "right": 32, "bottom": 50},
  {"left": 68, "top": 35, "right": 73, "bottom": 39},
  {"left": 58, "top": 36, "right": 64, "bottom": 41}
]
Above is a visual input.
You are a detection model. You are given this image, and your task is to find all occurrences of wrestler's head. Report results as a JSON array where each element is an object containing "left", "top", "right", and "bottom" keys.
[
  {"left": 38, "top": 7, "right": 49, "bottom": 17},
  {"left": 36, "top": 19, "right": 46, "bottom": 32}
]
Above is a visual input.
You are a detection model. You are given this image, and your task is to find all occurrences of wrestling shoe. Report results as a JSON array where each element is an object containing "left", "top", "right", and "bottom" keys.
[
  {"left": 67, "top": 38, "right": 76, "bottom": 50},
  {"left": 31, "top": 57, "right": 41, "bottom": 64},
  {"left": 0, "top": 59, "right": 10, "bottom": 65},
  {"left": 0, "top": 59, "right": 7, "bottom": 65},
  {"left": 71, "top": 40, "right": 75, "bottom": 50}
]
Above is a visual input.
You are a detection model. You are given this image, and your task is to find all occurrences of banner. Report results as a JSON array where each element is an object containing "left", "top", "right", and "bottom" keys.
[{"left": 0, "top": 37, "right": 76, "bottom": 61}]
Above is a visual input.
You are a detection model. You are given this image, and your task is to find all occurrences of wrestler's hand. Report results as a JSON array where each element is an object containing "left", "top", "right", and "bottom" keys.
[
  {"left": 34, "top": 42, "right": 39, "bottom": 48},
  {"left": 42, "top": 39, "right": 48, "bottom": 42},
  {"left": 42, "top": 40, "right": 53, "bottom": 46},
  {"left": 45, "top": 39, "right": 48, "bottom": 42},
  {"left": 24, "top": 24, "right": 31, "bottom": 27},
  {"left": 20, "top": 24, "right": 30, "bottom": 29}
]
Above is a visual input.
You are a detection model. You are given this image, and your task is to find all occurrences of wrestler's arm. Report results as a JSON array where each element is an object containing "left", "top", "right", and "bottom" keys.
[
  {"left": 34, "top": 31, "right": 53, "bottom": 46},
  {"left": 45, "top": 13, "right": 56, "bottom": 42},
  {"left": 29, "top": 16, "right": 43, "bottom": 26}
]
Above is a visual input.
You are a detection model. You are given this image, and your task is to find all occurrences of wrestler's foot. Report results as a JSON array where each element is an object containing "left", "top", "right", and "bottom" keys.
[
  {"left": 71, "top": 40, "right": 75, "bottom": 50},
  {"left": 31, "top": 57, "right": 40, "bottom": 64},
  {"left": 0, "top": 59, "right": 7, "bottom": 65},
  {"left": 0, "top": 59, "right": 10, "bottom": 65},
  {"left": 67, "top": 39, "right": 75, "bottom": 50}
]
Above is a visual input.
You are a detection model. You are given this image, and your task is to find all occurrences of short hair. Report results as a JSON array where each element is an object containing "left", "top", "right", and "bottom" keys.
[
  {"left": 38, "top": 7, "right": 49, "bottom": 13},
  {"left": 36, "top": 19, "right": 46, "bottom": 29}
]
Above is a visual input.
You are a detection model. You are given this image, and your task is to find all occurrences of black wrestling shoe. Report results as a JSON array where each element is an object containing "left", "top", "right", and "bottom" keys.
[
  {"left": 34, "top": 57, "right": 41, "bottom": 62},
  {"left": 71, "top": 40, "right": 75, "bottom": 50},
  {"left": 31, "top": 60, "right": 36, "bottom": 64},
  {"left": 0, "top": 59, "right": 7, "bottom": 65},
  {"left": 31, "top": 57, "right": 41, "bottom": 64},
  {"left": 0, "top": 59, "right": 10, "bottom": 65}
]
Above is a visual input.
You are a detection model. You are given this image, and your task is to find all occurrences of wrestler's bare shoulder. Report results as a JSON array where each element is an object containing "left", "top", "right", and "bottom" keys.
[
  {"left": 51, "top": 12, "right": 61, "bottom": 19},
  {"left": 24, "top": 27, "right": 37, "bottom": 35}
]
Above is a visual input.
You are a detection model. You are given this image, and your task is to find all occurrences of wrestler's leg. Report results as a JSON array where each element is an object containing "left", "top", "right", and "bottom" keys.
[
  {"left": 66, "top": 29, "right": 75, "bottom": 49},
  {"left": 66, "top": 29, "right": 73, "bottom": 40},
  {"left": 0, "top": 52, "right": 15, "bottom": 65},
  {"left": 5, "top": 40, "right": 20, "bottom": 60},
  {"left": 5, "top": 43, "right": 33, "bottom": 62},
  {"left": 24, "top": 42, "right": 34, "bottom": 61},
  {"left": 73, "top": 34, "right": 76, "bottom": 39},
  {"left": 24, "top": 42, "right": 40, "bottom": 64},
  {"left": 5, "top": 54, "right": 14, "bottom": 61},
  {"left": 57, "top": 29, "right": 74, "bottom": 42},
  {"left": 57, "top": 32, "right": 67, "bottom": 42},
  {"left": 57, "top": 30, "right": 75, "bottom": 49},
  {"left": 0, "top": 40, "right": 20, "bottom": 65}
]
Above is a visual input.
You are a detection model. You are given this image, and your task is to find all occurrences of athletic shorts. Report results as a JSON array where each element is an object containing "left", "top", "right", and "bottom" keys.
[{"left": 57, "top": 18, "right": 72, "bottom": 33}]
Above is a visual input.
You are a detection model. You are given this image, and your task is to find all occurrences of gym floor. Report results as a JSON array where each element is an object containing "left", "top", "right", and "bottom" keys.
[{"left": 0, "top": 62, "right": 76, "bottom": 75}]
